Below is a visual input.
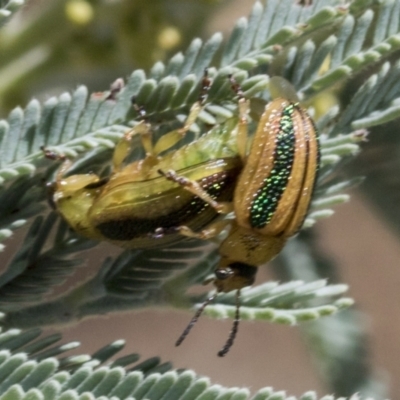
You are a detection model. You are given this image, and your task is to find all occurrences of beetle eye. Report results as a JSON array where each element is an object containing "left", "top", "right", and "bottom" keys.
[{"left": 215, "top": 268, "right": 233, "bottom": 280}]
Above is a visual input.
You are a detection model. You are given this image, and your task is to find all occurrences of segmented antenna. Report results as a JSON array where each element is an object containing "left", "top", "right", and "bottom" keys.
[
  {"left": 176, "top": 293, "right": 217, "bottom": 346},
  {"left": 218, "top": 290, "right": 241, "bottom": 357}
]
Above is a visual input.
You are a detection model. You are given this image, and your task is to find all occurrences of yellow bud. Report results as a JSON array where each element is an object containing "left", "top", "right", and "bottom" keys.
[
  {"left": 157, "top": 26, "right": 181, "bottom": 51},
  {"left": 65, "top": 0, "right": 94, "bottom": 25}
]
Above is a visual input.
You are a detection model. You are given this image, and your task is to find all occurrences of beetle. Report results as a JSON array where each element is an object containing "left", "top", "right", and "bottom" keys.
[
  {"left": 46, "top": 74, "right": 319, "bottom": 356},
  {"left": 44, "top": 71, "right": 243, "bottom": 249},
  {"left": 170, "top": 76, "right": 320, "bottom": 356}
]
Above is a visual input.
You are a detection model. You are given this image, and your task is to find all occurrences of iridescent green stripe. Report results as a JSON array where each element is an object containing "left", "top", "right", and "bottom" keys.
[{"left": 250, "top": 104, "right": 296, "bottom": 229}]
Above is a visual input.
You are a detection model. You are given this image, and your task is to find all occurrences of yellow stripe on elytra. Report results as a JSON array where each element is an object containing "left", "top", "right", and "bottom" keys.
[
  {"left": 234, "top": 98, "right": 286, "bottom": 230},
  {"left": 233, "top": 99, "right": 319, "bottom": 237},
  {"left": 264, "top": 103, "right": 308, "bottom": 235},
  {"left": 284, "top": 110, "right": 319, "bottom": 236}
]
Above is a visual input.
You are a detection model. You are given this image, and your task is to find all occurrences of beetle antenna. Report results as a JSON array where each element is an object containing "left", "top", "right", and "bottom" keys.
[
  {"left": 217, "top": 289, "right": 241, "bottom": 357},
  {"left": 176, "top": 292, "right": 217, "bottom": 346}
]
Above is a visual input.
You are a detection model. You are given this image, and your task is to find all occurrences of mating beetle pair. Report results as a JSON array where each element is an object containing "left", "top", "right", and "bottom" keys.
[{"left": 46, "top": 72, "right": 320, "bottom": 356}]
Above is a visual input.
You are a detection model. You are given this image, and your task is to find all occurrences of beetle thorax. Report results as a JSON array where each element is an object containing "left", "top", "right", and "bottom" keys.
[{"left": 219, "top": 223, "right": 286, "bottom": 267}]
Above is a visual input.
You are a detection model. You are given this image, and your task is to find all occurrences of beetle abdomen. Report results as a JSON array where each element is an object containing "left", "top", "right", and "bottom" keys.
[
  {"left": 95, "top": 185, "right": 222, "bottom": 240},
  {"left": 93, "top": 158, "right": 241, "bottom": 246}
]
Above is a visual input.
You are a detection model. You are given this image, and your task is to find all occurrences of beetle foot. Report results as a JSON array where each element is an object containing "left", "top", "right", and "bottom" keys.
[
  {"left": 228, "top": 74, "right": 245, "bottom": 99},
  {"left": 41, "top": 146, "right": 66, "bottom": 161}
]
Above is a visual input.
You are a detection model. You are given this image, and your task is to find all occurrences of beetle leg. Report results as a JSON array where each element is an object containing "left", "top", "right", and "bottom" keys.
[
  {"left": 55, "top": 173, "right": 101, "bottom": 193},
  {"left": 153, "top": 70, "right": 212, "bottom": 155},
  {"left": 55, "top": 159, "right": 74, "bottom": 182},
  {"left": 41, "top": 146, "right": 74, "bottom": 181},
  {"left": 176, "top": 219, "right": 232, "bottom": 240},
  {"left": 229, "top": 75, "right": 249, "bottom": 161},
  {"left": 113, "top": 120, "right": 154, "bottom": 171},
  {"left": 118, "top": 70, "right": 211, "bottom": 164},
  {"left": 159, "top": 168, "right": 233, "bottom": 214}
]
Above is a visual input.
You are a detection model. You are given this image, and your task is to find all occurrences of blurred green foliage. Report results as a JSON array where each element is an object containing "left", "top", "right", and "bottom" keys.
[{"left": 0, "top": 0, "right": 226, "bottom": 112}]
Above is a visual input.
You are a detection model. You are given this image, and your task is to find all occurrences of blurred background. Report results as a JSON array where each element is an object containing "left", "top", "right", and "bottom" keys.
[{"left": 0, "top": 0, "right": 399, "bottom": 399}]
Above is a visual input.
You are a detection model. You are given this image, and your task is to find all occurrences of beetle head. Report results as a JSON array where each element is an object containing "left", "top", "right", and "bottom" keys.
[
  {"left": 175, "top": 259, "right": 257, "bottom": 357},
  {"left": 213, "top": 258, "right": 257, "bottom": 293}
]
